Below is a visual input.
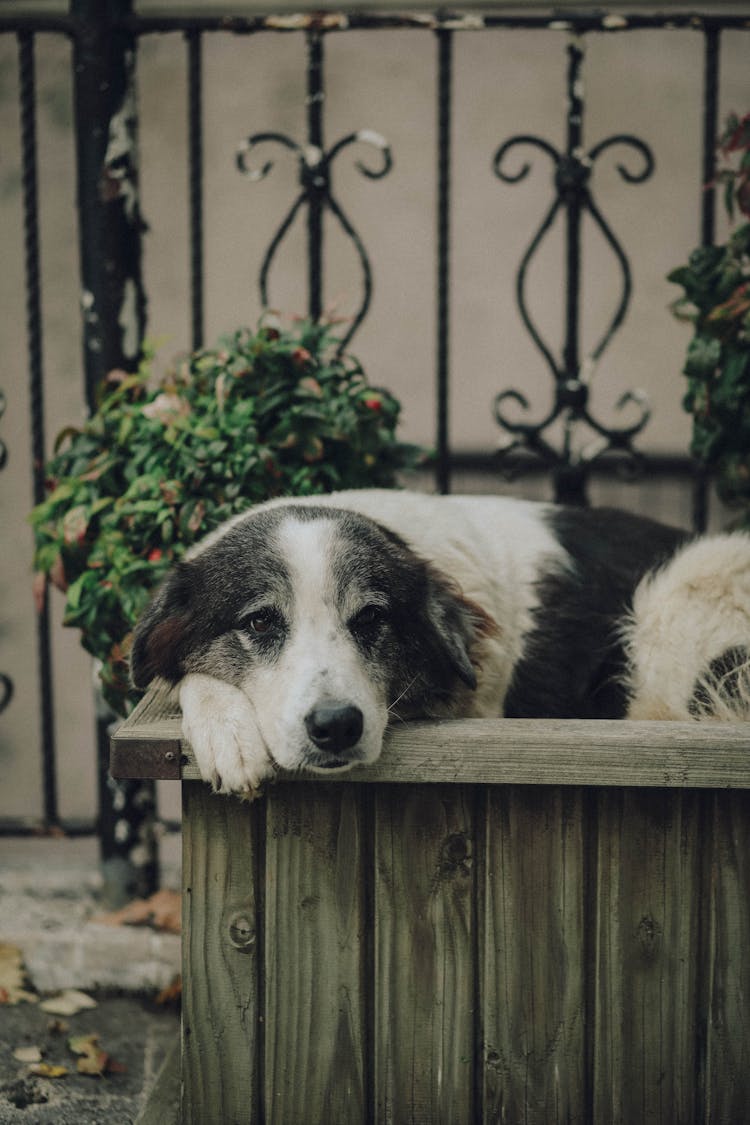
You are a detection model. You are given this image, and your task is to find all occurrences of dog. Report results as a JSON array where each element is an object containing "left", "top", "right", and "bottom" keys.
[{"left": 130, "top": 489, "right": 750, "bottom": 795}]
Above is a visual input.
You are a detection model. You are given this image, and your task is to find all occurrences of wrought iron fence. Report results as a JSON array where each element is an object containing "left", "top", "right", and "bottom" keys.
[{"left": 0, "top": 3, "right": 747, "bottom": 898}]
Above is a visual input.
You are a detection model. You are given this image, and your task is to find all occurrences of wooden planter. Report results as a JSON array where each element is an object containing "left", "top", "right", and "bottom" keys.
[{"left": 112, "top": 690, "right": 750, "bottom": 1124}]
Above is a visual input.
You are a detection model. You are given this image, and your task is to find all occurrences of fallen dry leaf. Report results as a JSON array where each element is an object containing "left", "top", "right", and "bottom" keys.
[
  {"left": 155, "top": 974, "right": 182, "bottom": 1008},
  {"left": 68, "top": 1034, "right": 108, "bottom": 1077},
  {"left": 40, "top": 989, "right": 97, "bottom": 1017},
  {"left": 0, "top": 944, "right": 38, "bottom": 1005},
  {"left": 13, "top": 1046, "right": 42, "bottom": 1064},
  {"left": 68, "top": 1033, "right": 126, "bottom": 1077},
  {"left": 29, "top": 1063, "right": 68, "bottom": 1079},
  {"left": 92, "top": 888, "right": 181, "bottom": 934}
]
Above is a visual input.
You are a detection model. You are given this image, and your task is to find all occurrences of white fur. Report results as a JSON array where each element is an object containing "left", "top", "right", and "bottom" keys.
[
  {"left": 179, "top": 673, "right": 273, "bottom": 794},
  {"left": 624, "top": 533, "right": 750, "bottom": 720},
  {"left": 240, "top": 517, "right": 389, "bottom": 774}
]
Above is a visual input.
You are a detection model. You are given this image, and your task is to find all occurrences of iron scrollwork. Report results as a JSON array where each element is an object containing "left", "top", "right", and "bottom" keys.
[
  {"left": 492, "top": 41, "right": 655, "bottom": 502},
  {"left": 237, "top": 129, "right": 392, "bottom": 350}
]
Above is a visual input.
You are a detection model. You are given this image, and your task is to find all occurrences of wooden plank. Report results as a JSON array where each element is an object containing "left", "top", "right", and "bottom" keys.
[
  {"left": 592, "top": 789, "right": 701, "bottom": 1124},
  {"left": 481, "top": 786, "right": 586, "bottom": 1123},
  {"left": 701, "top": 790, "right": 750, "bottom": 1122},
  {"left": 263, "top": 782, "right": 367, "bottom": 1124},
  {"left": 181, "top": 782, "right": 261, "bottom": 1125},
  {"left": 111, "top": 689, "right": 750, "bottom": 788},
  {"left": 373, "top": 784, "right": 476, "bottom": 1124},
  {"left": 110, "top": 685, "right": 182, "bottom": 779}
]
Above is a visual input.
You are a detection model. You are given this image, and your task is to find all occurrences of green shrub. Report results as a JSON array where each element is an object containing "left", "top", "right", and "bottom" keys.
[
  {"left": 668, "top": 112, "right": 750, "bottom": 522},
  {"left": 31, "top": 317, "right": 422, "bottom": 714}
]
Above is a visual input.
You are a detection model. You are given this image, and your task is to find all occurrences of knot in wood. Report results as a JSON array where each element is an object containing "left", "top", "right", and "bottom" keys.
[
  {"left": 635, "top": 912, "right": 662, "bottom": 959},
  {"left": 438, "top": 832, "right": 471, "bottom": 879},
  {"left": 228, "top": 912, "right": 256, "bottom": 952}
]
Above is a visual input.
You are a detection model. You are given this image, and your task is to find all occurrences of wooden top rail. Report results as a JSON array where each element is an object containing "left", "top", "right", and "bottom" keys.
[{"left": 110, "top": 685, "right": 750, "bottom": 789}]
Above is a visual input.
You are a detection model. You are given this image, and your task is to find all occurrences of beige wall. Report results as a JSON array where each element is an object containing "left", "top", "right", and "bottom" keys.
[{"left": 1, "top": 14, "right": 748, "bottom": 821}]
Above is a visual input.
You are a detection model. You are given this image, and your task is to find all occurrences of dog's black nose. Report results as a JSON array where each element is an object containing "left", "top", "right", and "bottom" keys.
[{"left": 305, "top": 703, "right": 364, "bottom": 755}]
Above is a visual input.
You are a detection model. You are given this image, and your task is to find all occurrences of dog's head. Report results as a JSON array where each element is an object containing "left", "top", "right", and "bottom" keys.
[{"left": 131, "top": 504, "right": 495, "bottom": 772}]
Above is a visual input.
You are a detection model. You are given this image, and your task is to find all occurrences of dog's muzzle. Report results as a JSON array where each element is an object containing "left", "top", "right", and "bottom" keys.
[{"left": 304, "top": 702, "right": 364, "bottom": 767}]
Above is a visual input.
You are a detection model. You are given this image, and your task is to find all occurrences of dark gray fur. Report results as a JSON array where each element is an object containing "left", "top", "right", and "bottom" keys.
[{"left": 504, "top": 507, "right": 689, "bottom": 718}]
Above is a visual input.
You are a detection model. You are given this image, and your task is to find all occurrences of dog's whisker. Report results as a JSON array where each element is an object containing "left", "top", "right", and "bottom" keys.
[
  {"left": 388, "top": 674, "right": 420, "bottom": 715},
  {"left": 387, "top": 705, "right": 406, "bottom": 722}
]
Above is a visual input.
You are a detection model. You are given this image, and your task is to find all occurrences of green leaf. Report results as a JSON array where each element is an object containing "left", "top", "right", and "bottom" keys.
[
  {"left": 684, "top": 335, "right": 721, "bottom": 379},
  {"left": 712, "top": 349, "right": 750, "bottom": 412},
  {"left": 64, "top": 574, "right": 86, "bottom": 613}
]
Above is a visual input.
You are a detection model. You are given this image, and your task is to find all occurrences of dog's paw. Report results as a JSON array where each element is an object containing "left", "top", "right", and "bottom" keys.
[{"left": 179, "top": 674, "right": 275, "bottom": 797}]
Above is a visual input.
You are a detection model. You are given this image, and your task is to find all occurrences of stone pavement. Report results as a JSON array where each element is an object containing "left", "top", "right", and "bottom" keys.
[{"left": 0, "top": 836, "right": 182, "bottom": 1124}]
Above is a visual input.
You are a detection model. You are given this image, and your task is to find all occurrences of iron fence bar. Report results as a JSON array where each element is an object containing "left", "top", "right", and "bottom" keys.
[
  {"left": 306, "top": 29, "right": 325, "bottom": 321},
  {"left": 0, "top": 307, "right": 11, "bottom": 715},
  {"left": 0, "top": 24, "right": 18, "bottom": 717},
  {"left": 701, "top": 29, "right": 720, "bottom": 248},
  {"left": 18, "top": 31, "right": 58, "bottom": 827},
  {"left": 436, "top": 27, "right": 453, "bottom": 494},
  {"left": 187, "top": 30, "right": 205, "bottom": 352},
  {"left": 71, "top": 0, "right": 157, "bottom": 907},
  {"left": 447, "top": 450, "right": 701, "bottom": 477},
  {"left": 2, "top": 10, "right": 750, "bottom": 36},
  {"left": 0, "top": 16, "right": 74, "bottom": 35},
  {"left": 692, "top": 25, "right": 721, "bottom": 535},
  {"left": 563, "top": 42, "right": 583, "bottom": 391},
  {"left": 72, "top": 1, "right": 147, "bottom": 406},
  {"left": 109, "top": 12, "right": 750, "bottom": 35},
  {"left": 0, "top": 816, "right": 182, "bottom": 837}
]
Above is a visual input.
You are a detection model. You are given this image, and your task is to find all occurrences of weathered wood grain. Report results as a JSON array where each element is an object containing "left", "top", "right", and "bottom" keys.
[
  {"left": 701, "top": 790, "right": 750, "bottom": 1123},
  {"left": 175, "top": 778, "right": 750, "bottom": 1123},
  {"left": 481, "top": 785, "right": 586, "bottom": 1123},
  {"left": 111, "top": 688, "right": 750, "bottom": 788},
  {"left": 121, "top": 688, "right": 750, "bottom": 1121},
  {"left": 181, "top": 782, "right": 261, "bottom": 1125},
  {"left": 373, "top": 785, "right": 476, "bottom": 1124},
  {"left": 592, "top": 789, "right": 701, "bottom": 1124},
  {"left": 263, "top": 782, "right": 367, "bottom": 1124}
]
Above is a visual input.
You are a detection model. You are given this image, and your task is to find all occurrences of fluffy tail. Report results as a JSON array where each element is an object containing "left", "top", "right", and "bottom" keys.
[
  {"left": 623, "top": 533, "right": 750, "bottom": 722},
  {"left": 688, "top": 645, "right": 750, "bottom": 721}
]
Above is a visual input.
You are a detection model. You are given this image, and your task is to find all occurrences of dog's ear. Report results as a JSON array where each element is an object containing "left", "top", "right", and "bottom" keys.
[
  {"left": 422, "top": 565, "right": 499, "bottom": 693},
  {"left": 130, "top": 561, "right": 197, "bottom": 689}
]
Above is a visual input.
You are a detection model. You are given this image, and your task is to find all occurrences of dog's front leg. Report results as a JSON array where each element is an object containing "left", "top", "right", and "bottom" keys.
[{"left": 179, "top": 673, "right": 275, "bottom": 797}]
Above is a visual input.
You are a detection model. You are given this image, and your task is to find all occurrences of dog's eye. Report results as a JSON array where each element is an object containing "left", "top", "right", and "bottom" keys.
[
  {"left": 243, "top": 610, "right": 276, "bottom": 636},
  {"left": 350, "top": 604, "right": 386, "bottom": 633}
]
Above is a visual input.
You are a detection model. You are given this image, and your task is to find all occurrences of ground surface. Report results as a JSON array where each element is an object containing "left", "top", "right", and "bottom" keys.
[
  {"left": 0, "top": 836, "right": 181, "bottom": 1124},
  {"left": 0, "top": 993, "right": 178, "bottom": 1124}
]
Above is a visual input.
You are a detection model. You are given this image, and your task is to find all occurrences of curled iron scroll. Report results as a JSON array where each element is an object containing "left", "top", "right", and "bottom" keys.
[
  {"left": 491, "top": 107, "right": 656, "bottom": 482},
  {"left": 237, "top": 128, "right": 392, "bottom": 348}
]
